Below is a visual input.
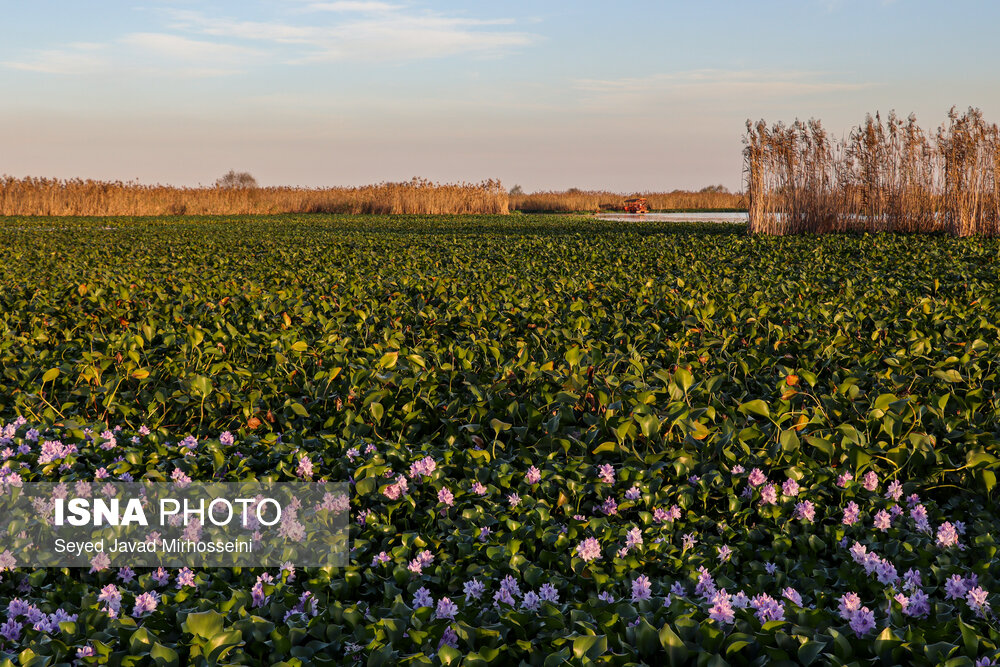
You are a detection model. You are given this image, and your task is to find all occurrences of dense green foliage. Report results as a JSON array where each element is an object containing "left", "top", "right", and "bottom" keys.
[{"left": 1, "top": 215, "right": 1000, "bottom": 665}]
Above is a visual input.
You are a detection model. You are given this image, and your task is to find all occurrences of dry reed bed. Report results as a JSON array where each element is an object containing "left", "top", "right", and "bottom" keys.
[
  {"left": 744, "top": 107, "right": 1000, "bottom": 236},
  {"left": 510, "top": 189, "right": 742, "bottom": 212},
  {"left": 0, "top": 177, "right": 509, "bottom": 216}
]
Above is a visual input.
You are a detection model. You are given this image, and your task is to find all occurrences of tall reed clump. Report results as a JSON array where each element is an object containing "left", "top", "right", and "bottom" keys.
[
  {"left": 0, "top": 177, "right": 508, "bottom": 217},
  {"left": 744, "top": 107, "right": 1000, "bottom": 236}
]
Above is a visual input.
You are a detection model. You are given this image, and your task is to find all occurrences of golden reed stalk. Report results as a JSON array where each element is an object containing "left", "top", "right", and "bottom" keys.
[
  {"left": 744, "top": 107, "right": 1000, "bottom": 236},
  {"left": 0, "top": 177, "right": 509, "bottom": 216}
]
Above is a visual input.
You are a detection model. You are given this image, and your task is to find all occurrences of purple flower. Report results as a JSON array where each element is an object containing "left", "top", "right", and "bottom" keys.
[
  {"left": 910, "top": 504, "right": 931, "bottom": 533},
  {"left": 219, "top": 431, "right": 235, "bottom": 446},
  {"left": 709, "top": 590, "right": 735, "bottom": 624},
  {"left": 152, "top": 567, "right": 170, "bottom": 586},
  {"left": 0, "top": 618, "right": 22, "bottom": 642},
  {"left": 873, "top": 509, "right": 892, "bottom": 532},
  {"left": 525, "top": 466, "right": 541, "bottom": 484},
  {"left": 937, "top": 522, "right": 960, "bottom": 548},
  {"left": 842, "top": 501, "right": 860, "bottom": 526},
  {"left": 717, "top": 545, "right": 732, "bottom": 562},
  {"left": 538, "top": 584, "right": 559, "bottom": 603},
  {"left": 521, "top": 591, "right": 540, "bottom": 611},
  {"left": 175, "top": 567, "right": 196, "bottom": 589},
  {"left": 759, "top": 483, "right": 777, "bottom": 506},
  {"left": 76, "top": 646, "right": 96, "bottom": 658},
  {"left": 764, "top": 562, "right": 777, "bottom": 575},
  {"left": 409, "top": 456, "right": 437, "bottom": 479},
  {"left": 696, "top": 567, "right": 717, "bottom": 601},
  {"left": 132, "top": 591, "right": 159, "bottom": 617},
  {"left": 625, "top": 486, "right": 641, "bottom": 501},
  {"left": 748, "top": 468, "right": 767, "bottom": 487},
  {"left": 438, "top": 487, "right": 455, "bottom": 507},
  {"left": 471, "top": 481, "right": 487, "bottom": 495},
  {"left": 682, "top": 533, "right": 697, "bottom": 550},
  {"left": 782, "top": 587, "right": 802, "bottom": 606},
  {"left": 837, "top": 472, "right": 854, "bottom": 487},
  {"left": 631, "top": 575, "right": 652, "bottom": 602},
  {"left": 371, "top": 551, "right": 390, "bottom": 567},
  {"left": 967, "top": 587, "right": 990, "bottom": 618},
  {"left": 98, "top": 584, "right": 122, "bottom": 615},
  {"left": 478, "top": 526, "right": 491, "bottom": 542},
  {"left": 295, "top": 453, "right": 314, "bottom": 480},
  {"left": 861, "top": 471, "right": 878, "bottom": 492},
  {"left": 625, "top": 527, "right": 643, "bottom": 551},
  {"left": 435, "top": 597, "right": 458, "bottom": 620},
  {"left": 795, "top": 500, "right": 815, "bottom": 522},
  {"left": 781, "top": 478, "right": 799, "bottom": 497},
  {"left": 508, "top": 493, "right": 521, "bottom": 508},
  {"left": 597, "top": 464, "right": 615, "bottom": 484},
  {"left": 849, "top": 607, "right": 876, "bottom": 636},
  {"left": 838, "top": 593, "right": 861, "bottom": 621},
  {"left": 439, "top": 627, "right": 459, "bottom": 649},
  {"left": 749, "top": 593, "right": 784, "bottom": 623},
  {"left": 731, "top": 464, "right": 745, "bottom": 474},
  {"left": 413, "top": 587, "right": 434, "bottom": 608},
  {"left": 463, "top": 578, "right": 486, "bottom": 600},
  {"left": 576, "top": 537, "right": 601, "bottom": 562},
  {"left": 945, "top": 574, "right": 969, "bottom": 600},
  {"left": 600, "top": 497, "right": 617, "bottom": 515},
  {"left": 885, "top": 480, "right": 903, "bottom": 501},
  {"left": 906, "top": 589, "right": 930, "bottom": 618}
]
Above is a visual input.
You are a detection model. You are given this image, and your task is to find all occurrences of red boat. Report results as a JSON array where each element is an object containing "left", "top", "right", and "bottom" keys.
[{"left": 623, "top": 197, "right": 648, "bottom": 213}]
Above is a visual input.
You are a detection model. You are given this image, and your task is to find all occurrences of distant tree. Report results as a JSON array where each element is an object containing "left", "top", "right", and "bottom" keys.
[
  {"left": 699, "top": 184, "right": 730, "bottom": 194},
  {"left": 509, "top": 184, "right": 524, "bottom": 196},
  {"left": 566, "top": 187, "right": 583, "bottom": 195},
  {"left": 215, "top": 170, "right": 258, "bottom": 189}
]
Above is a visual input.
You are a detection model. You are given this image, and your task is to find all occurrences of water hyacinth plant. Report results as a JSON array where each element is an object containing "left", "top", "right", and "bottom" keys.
[{"left": 0, "top": 215, "right": 999, "bottom": 663}]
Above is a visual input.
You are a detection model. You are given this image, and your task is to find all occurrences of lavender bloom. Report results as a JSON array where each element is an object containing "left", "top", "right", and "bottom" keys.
[
  {"left": 709, "top": 590, "right": 735, "bottom": 624},
  {"left": 748, "top": 468, "right": 767, "bottom": 487},
  {"left": 471, "top": 481, "right": 487, "bottom": 495},
  {"left": 132, "top": 592, "right": 159, "bottom": 617},
  {"left": 838, "top": 592, "right": 861, "bottom": 620},
  {"left": 670, "top": 581, "right": 686, "bottom": 597},
  {"left": 937, "top": 522, "right": 960, "bottom": 548},
  {"left": 731, "top": 464, "right": 745, "bottom": 474},
  {"left": 903, "top": 568, "right": 922, "bottom": 592},
  {"left": 597, "top": 464, "right": 615, "bottom": 484},
  {"left": 438, "top": 487, "right": 455, "bottom": 507},
  {"left": 576, "top": 538, "right": 602, "bottom": 562},
  {"left": 967, "top": 587, "right": 991, "bottom": 618},
  {"left": 521, "top": 591, "right": 540, "bottom": 611},
  {"left": 782, "top": 478, "right": 799, "bottom": 497},
  {"left": 98, "top": 584, "right": 122, "bottom": 615},
  {"left": 435, "top": 597, "right": 458, "bottom": 620},
  {"left": 759, "top": 483, "right": 777, "bottom": 506},
  {"left": 795, "top": 500, "right": 816, "bottom": 522},
  {"left": 409, "top": 456, "right": 437, "bottom": 479},
  {"left": 296, "top": 453, "right": 314, "bottom": 480},
  {"left": 525, "top": 466, "right": 541, "bottom": 484},
  {"left": 849, "top": 607, "right": 876, "bottom": 636},
  {"left": 911, "top": 505, "right": 931, "bottom": 533},
  {"left": 439, "top": 627, "right": 459, "bottom": 649},
  {"left": 749, "top": 594, "right": 784, "bottom": 623},
  {"left": 837, "top": 472, "right": 854, "bottom": 487},
  {"left": 625, "top": 486, "right": 641, "bottom": 500},
  {"left": 463, "top": 578, "right": 486, "bottom": 600},
  {"left": 717, "top": 545, "right": 733, "bottom": 562},
  {"left": 152, "top": 568, "right": 170, "bottom": 586},
  {"left": 631, "top": 575, "right": 652, "bottom": 602},
  {"left": 885, "top": 480, "right": 903, "bottom": 501},
  {"left": 782, "top": 587, "right": 802, "bottom": 606},
  {"left": 873, "top": 510, "right": 892, "bottom": 532},
  {"left": 118, "top": 567, "right": 136, "bottom": 584},
  {"left": 682, "top": 533, "right": 697, "bottom": 550},
  {"left": 600, "top": 497, "right": 617, "bottom": 515},
  {"left": 508, "top": 493, "right": 521, "bottom": 508},
  {"left": 371, "top": 552, "right": 390, "bottom": 567},
  {"left": 695, "top": 567, "right": 717, "bottom": 601},
  {"left": 0, "top": 618, "right": 22, "bottom": 642},
  {"left": 413, "top": 587, "right": 434, "bottom": 608},
  {"left": 945, "top": 574, "right": 969, "bottom": 600},
  {"left": 175, "top": 568, "right": 196, "bottom": 589},
  {"left": 625, "top": 527, "right": 643, "bottom": 551},
  {"left": 862, "top": 471, "right": 878, "bottom": 491},
  {"left": 842, "top": 501, "right": 860, "bottom": 526},
  {"left": 597, "top": 591, "right": 615, "bottom": 603},
  {"left": 538, "top": 584, "right": 560, "bottom": 603},
  {"left": 219, "top": 431, "right": 234, "bottom": 446},
  {"left": 905, "top": 589, "right": 930, "bottom": 618},
  {"left": 764, "top": 562, "right": 777, "bottom": 575}
]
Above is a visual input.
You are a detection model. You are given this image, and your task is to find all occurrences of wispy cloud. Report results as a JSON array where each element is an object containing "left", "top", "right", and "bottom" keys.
[
  {"left": 166, "top": 7, "right": 534, "bottom": 63},
  {"left": 303, "top": 1, "right": 405, "bottom": 12},
  {"left": 3, "top": 42, "right": 108, "bottom": 75},
  {"left": 120, "top": 33, "right": 263, "bottom": 64}
]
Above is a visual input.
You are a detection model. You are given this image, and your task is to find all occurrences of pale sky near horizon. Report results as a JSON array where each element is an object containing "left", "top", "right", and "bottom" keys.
[{"left": 1, "top": 0, "right": 999, "bottom": 192}]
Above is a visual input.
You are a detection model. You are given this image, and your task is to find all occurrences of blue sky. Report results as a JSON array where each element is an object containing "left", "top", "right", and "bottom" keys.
[{"left": 1, "top": 0, "right": 999, "bottom": 191}]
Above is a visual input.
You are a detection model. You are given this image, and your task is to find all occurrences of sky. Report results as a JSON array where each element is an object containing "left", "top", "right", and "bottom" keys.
[{"left": 1, "top": 0, "right": 999, "bottom": 192}]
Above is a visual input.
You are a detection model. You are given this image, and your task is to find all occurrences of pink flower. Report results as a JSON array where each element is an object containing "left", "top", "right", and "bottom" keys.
[
  {"left": 748, "top": 468, "right": 767, "bottom": 487},
  {"left": 435, "top": 597, "right": 458, "bottom": 620},
  {"left": 885, "top": 480, "right": 903, "bottom": 501},
  {"left": 709, "top": 590, "right": 735, "bottom": 624},
  {"left": 842, "top": 501, "right": 860, "bottom": 526},
  {"left": 838, "top": 592, "right": 861, "bottom": 620},
  {"left": 597, "top": 464, "right": 615, "bottom": 484},
  {"left": 937, "top": 522, "right": 960, "bottom": 548},
  {"left": 781, "top": 478, "right": 799, "bottom": 497},
  {"left": 861, "top": 471, "right": 878, "bottom": 492},
  {"left": 631, "top": 575, "right": 652, "bottom": 601},
  {"left": 849, "top": 607, "right": 875, "bottom": 636},
  {"left": 759, "top": 483, "right": 777, "bottom": 506},
  {"left": 576, "top": 537, "right": 601, "bottom": 562},
  {"left": 795, "top": 500, "right": 815, "bottom": 522},
  {"left": 873, "top": 509, "right": 892, "bottom": 531},
  {"left": 837, "top": 472, "right": 854, "bottom": 488},
  {"left": 525, "top": 466, "right": 541, "bottom": 484},
  {"left": 438, "top": 487, "right": 454, "bottom": 507}
]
